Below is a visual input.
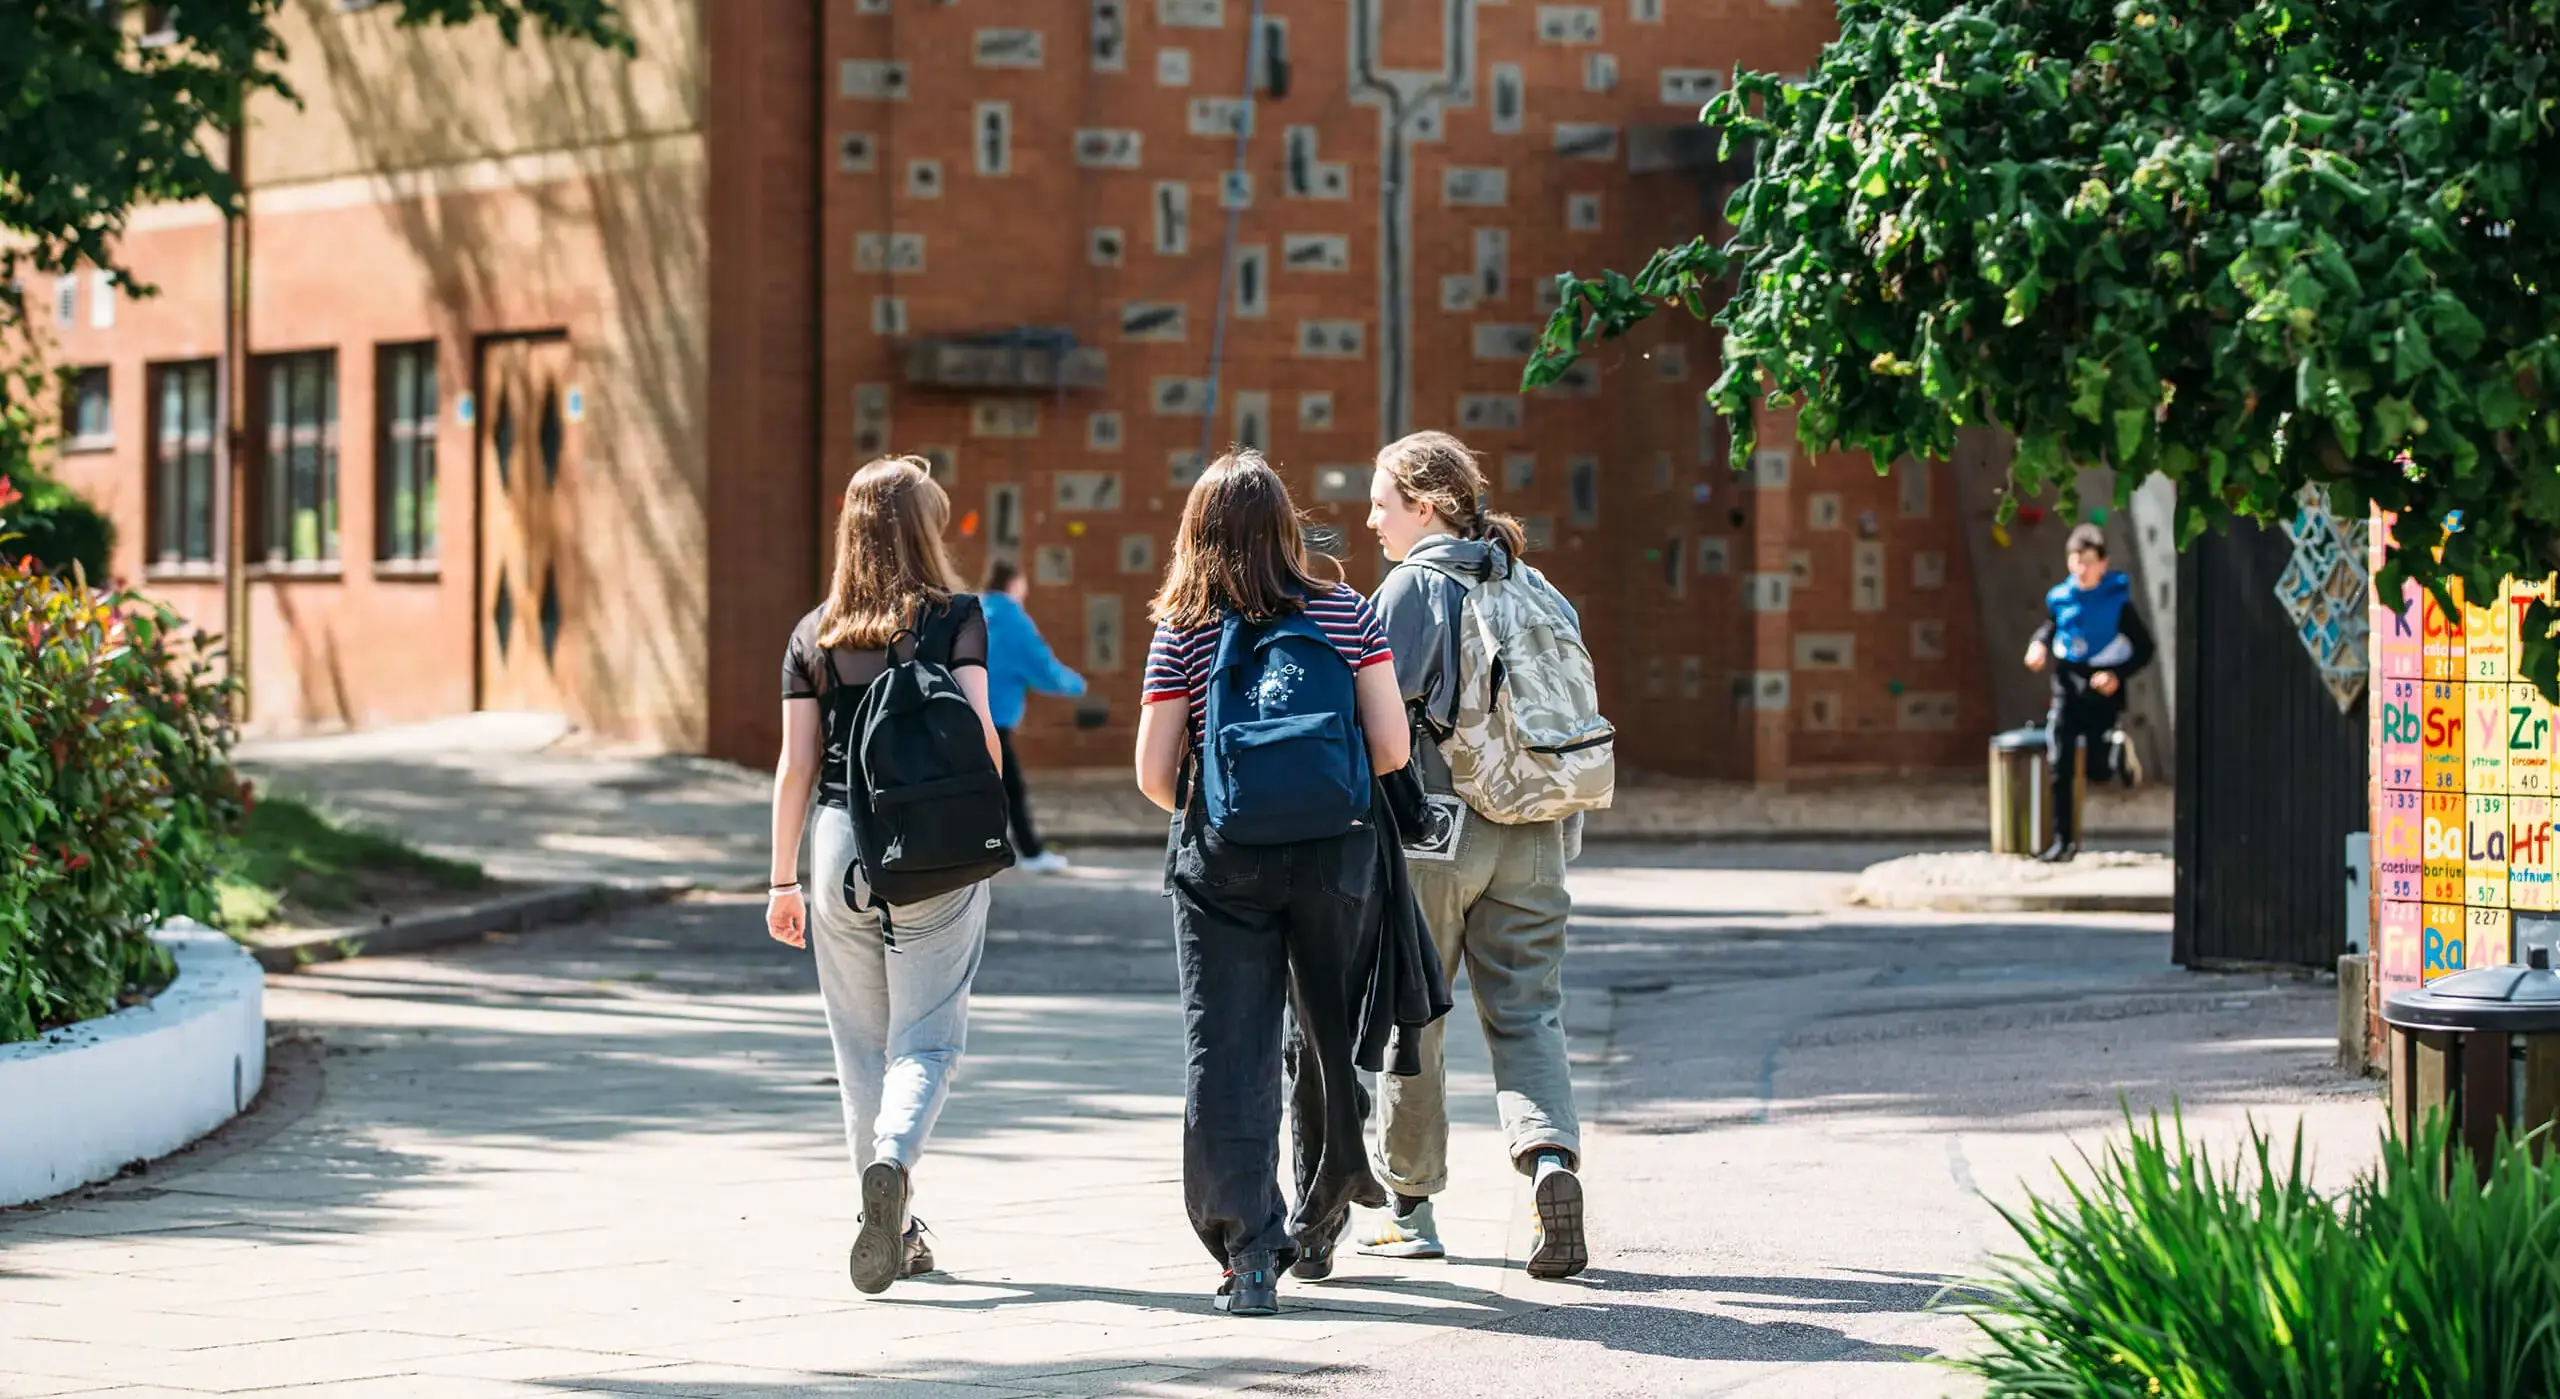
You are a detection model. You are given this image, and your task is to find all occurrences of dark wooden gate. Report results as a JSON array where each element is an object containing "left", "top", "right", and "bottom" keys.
[{"left": 2174, "top": 520, "right": 2370, "bottom": 967}]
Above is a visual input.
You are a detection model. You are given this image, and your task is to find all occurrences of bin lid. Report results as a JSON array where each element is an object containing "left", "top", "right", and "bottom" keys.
[
  {"left": 1990, "top": 725, "right": 2047, "bottom": 753},
  {"left": 2382, "top": 951, "right": 2560, "bottom": 1033}
]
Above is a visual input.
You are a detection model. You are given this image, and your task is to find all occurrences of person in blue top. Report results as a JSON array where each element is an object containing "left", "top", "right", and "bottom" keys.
[
  {"left": 981, "top": 558, "right": 1086, "bottom": 874},
  {"left": 2024, "top": 523, "right": 2155, "bottom": 863}
]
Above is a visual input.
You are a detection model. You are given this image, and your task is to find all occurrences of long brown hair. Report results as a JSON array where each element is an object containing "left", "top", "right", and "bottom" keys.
[
  {"left": 1150, "top": 448, "right": 1326, "bottom": 628},
  {"left": 1374, "top": 430, "right": 1528, "bottom": 557},
  {"left": 817, "top": 455, "right": 964, "bottom": 648}
]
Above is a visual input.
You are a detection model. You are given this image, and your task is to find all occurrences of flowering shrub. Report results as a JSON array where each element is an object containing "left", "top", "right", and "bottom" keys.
[{"left": 0, "top": 477, "right": 244, "bottom": 1042}]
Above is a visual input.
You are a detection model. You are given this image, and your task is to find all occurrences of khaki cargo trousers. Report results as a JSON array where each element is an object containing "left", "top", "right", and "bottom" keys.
[{"left": 1375, "top": 810, "right": 1581, "bottom": 1196}]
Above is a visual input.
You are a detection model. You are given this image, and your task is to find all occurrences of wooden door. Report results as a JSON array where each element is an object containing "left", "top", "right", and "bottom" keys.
[
  {"left": 475, "top": 336, "right": 580, "bottom": 715},
  {"left": 2173, "top": 520, "right": 2370, "bottom": 968}
]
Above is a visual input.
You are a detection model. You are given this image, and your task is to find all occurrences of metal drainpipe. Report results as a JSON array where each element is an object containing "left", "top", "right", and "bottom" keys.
[
  {"left": 811, "top": 0, "right": 829, "bottom": 602},
  {"left": 1196, "top": 0, "right": 1268, "bottom": 464},
  {"left": 219, "top": 116, "right": 252, "bottom": 722}
]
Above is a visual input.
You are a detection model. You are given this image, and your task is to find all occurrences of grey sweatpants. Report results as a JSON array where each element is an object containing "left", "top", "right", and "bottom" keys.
[{"left": 808, "top": 805, "right": 992, "bottom": 1173}]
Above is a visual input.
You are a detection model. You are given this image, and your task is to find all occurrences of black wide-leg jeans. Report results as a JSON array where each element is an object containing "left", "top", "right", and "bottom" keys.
[{"left": 1169, "top": 806, "right": 1386, "bottom": 1267}]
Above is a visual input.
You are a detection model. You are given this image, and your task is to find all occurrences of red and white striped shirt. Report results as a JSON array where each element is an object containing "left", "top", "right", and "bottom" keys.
[{"left": 1142, "top": 586, "right": 1393, "bottom": 754}]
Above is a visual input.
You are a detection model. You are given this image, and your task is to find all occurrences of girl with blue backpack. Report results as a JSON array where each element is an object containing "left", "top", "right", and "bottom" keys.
[
  {"left": 767, "top": 456, "right": 1010, "bottom": 1297},
  {"left": 1134, "top": 449, "right": 1413, "bottom": 1316}
]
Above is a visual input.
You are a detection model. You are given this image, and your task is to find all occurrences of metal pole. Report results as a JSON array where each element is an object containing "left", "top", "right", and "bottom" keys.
[
  {"left": 218, "top": 117, "right": 251, "bottom": 720},
  {"left": 1196, "top": 0, "right": 1266, "bottom": 464}
]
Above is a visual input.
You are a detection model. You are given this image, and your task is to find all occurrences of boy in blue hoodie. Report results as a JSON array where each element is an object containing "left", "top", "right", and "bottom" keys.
[
  {"left": 2024, "top": 524, "right": 2155, "bottom": 862},
  {"left": 980, "top": 559, "right": 1086, "bottom": 873}
]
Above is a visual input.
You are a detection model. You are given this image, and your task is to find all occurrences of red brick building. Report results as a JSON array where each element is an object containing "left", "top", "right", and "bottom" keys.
[{"left": 38, "top": 0, "right": 2001, "bottom": 781}]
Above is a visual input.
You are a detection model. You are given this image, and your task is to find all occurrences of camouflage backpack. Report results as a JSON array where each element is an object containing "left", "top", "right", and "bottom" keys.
[{"left": 1410, "top": 556, "right": 1616, "bottom": 824}]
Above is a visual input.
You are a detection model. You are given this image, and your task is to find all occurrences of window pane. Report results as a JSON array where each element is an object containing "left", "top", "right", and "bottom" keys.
[
  {"left": 419, "top": 360, "right": 436, "bottom": 427},
  {"left": 391, "top": 351, "right": 416, "bottom": 421},
  {"left": 184, "top": 365, "right": 210, "bottom": 440},
  {"left": 68, "top": 369, "right": 110, "bottom": 441},
  {"left": 265, "top": 366, "right": 288, "bottom": 561},
  {"left": 321, "top": 436, "right": 338, "bottom": 561},
  {"left": 289, "top": 436, "right": 313, "bottom": 562},
  {"left": 388, "top": 436, "right": 415, "bottom": 561},
  {"left": 417, "top": 433, "right": 437, "bottom": 559},
  {"left": 154, "top": 373, "right": 180, "bottom": 558},
  {"left": 291, "top": 359, "right": 319, "bottom": 423},
  {"left": 184, "top": 445, "right": 211, "bottom": 562}
]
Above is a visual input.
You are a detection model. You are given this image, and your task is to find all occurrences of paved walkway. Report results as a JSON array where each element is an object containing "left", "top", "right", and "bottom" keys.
[
  {"left": 1, "top": 844, "right": 2377, "bottom": 1398},
  {"left": 235, "top": 715, "right": 2173, "bottom": 893}
]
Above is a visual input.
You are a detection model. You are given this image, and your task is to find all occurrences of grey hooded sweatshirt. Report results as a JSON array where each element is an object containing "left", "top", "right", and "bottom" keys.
[{"left": 1372, "top": 532, "right": 1582, "bottom": 799}]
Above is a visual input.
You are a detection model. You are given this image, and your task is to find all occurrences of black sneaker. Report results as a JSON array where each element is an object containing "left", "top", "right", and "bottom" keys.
[
  {"left": 1291, "top": 1240, "right": 1334, "bottom": 1281},
  {"left": 1215, "top": 1250, "right": 1280, "bottom": 1316},
  {"left": 1526, "top": 1155, "right": 1588, "bottom": 1280},
  {"left": 2033, "top": 839, "right": 2079, "bottom": 864},
  {"left": 900, "top": 1218, "right": 935, "bottom": 1278},
  {"left": 849, "top": 1160, "right": 909, "bottom": 1295}
]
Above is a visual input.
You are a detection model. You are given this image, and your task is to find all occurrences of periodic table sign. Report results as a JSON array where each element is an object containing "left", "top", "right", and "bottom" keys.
[
  {"left": 2378, "top": 900, "right": 2423, "bottom": 996},
  {"left": 2511, "top": 683, "right": 2553, "bottom": 796},
  {"left": 2376, "top": 577, "right": 2423, "bottom": 680},
  {"left": 2370, "top": 504, "right": 2544, "bottom": 992},
  {"left": 2468, "top": 682, "right": 2511, "bottom": 793},
  {"left": 2422, "top": 583, "right": 2465, "bottom": 680},
  {"left": 2473, "top": 905, "right": 2512, "bottom": 969},
  {"left": 2423, "top": 902, "right": 2468, "bottom": 981},
  {"left": 2512, "top": 796, "right": 2554, "bottom": 912},
  {"left": 2468, "top": 589, "right": 2513, "bottom": 682},
  {"left": 2468, "top": 792, "right": 2510, "bottom": 908},
  {"left": 2424, "top": 791, "right": 2468, "bottom": 904},
  {"left": 2512, "top": 579, "right": 2551, "bottom": 676},
  {"left": 2423, "top": 679, "right": 2465, "bottom": 793},
  {"left": 2379, "top": 676, "right": 2421, "bottom": 789},
  {"left": 2376, "top": 786, "right": 2423, "bottom": 902}
]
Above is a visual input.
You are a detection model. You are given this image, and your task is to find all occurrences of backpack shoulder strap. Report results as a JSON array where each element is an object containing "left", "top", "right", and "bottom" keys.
[
  {"left": 1394, "top": 555, "right": 1476, "bottom": 591},
  {"left": 1211, "top": 609, "right": 1257, "bottom": 674}
]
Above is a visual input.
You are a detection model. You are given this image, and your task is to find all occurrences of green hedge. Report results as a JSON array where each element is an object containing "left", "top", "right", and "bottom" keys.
[
  {"left": 5, "top": 471, "right": 114, "bottom": 581},
  {"left": 0, "top": 480, "right": 243, "bottom": 1042},
  {"left": 1959, "top": 1114, "right": 2560, "bottom": 1397}
]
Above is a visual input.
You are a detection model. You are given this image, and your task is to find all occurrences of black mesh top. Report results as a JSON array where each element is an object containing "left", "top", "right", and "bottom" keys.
[{"left": 782, "top": 595, "right": 987, "bottom": 808}]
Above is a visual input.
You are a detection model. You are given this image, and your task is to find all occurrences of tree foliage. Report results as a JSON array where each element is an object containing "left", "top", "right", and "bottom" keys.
[
  {"left": 2, "top": 0, "right": 631, "bottom": 290},
  {"left": 0, "top": 0, "right": 631, "bottom": 456},
  {"left": 1525, "top": 0, "right": 2560, "bottom": 692}
]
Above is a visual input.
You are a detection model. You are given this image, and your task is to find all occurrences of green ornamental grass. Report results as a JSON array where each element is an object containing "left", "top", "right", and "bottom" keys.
[{"left": 1958, "top": 1114, "right": 2560, "bottom": 1398}]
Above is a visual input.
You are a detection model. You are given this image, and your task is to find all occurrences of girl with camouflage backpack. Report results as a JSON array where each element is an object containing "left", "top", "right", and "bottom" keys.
[{"left": 1359, "top": 430, "right": 1615, "bottom": 1279}]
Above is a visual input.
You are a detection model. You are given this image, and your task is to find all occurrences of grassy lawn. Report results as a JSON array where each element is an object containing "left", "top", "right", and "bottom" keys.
[{"left": 214, "top": 796, "right": 489, "bottom": 934}]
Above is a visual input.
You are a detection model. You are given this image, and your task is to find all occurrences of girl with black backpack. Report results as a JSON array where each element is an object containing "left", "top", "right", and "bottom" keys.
[
  {"left": 767, "top": 456, "right": 1007, "bottom": 1296},
  {"left": 1134, "top": 450, "right": 1413, "bottom": 1316}
]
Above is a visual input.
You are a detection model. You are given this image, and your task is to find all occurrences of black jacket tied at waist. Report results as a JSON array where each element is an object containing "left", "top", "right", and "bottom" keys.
[{"left": 1362, "top": 765, "right": 1455, "bottom": 1077}]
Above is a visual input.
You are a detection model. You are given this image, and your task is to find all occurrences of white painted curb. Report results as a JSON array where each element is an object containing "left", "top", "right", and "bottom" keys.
[{"left": 0, "top": 920, "right": 266, "bottom": 1207}]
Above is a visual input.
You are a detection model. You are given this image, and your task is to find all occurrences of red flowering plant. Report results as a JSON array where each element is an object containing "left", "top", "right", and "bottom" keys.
[{"left": 0, "top": 498, "right": 242, "bottom": 1042}]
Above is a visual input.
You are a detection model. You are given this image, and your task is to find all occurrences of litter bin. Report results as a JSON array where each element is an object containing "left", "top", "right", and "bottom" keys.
[
  {"left": 2382, "top": 950, "right": 2560, "bottom": 1176},
  {"left": 1989, "top": 724, "right": 2079, "bottom": 855}
]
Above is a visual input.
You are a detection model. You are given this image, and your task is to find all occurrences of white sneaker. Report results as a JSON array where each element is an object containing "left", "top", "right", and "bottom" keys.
[
  {"left": 1354, "top": 1198, "right": 1445, "bottom": 1259},
  {"left": 1019, "top": 850, "right": 1071, "bottom": 874}
]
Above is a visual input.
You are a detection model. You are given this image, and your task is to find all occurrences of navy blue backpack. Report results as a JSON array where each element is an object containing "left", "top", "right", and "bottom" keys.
[{"left": 1200, "top": 608, "right": 1372, "bottom": 844}]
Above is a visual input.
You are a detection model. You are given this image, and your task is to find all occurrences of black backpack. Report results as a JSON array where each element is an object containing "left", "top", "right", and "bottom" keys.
[{"left": 836, "top": 602, "right": 1013, "bottom": 939}]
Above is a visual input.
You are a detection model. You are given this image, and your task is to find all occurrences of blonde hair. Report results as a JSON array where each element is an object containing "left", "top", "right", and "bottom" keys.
[
  {"left": 1374, "top": 430, "right": 1528, "bottom": 556},
  {"left": 816, "top": 456, "right": 964, "bottom": 648},
  {"left": 1150, "top": 448, "right": 1328, "bottom": 628}
]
